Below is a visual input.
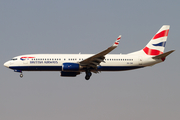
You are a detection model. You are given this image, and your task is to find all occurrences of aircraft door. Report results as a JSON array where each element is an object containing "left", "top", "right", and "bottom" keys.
[{"left": 139, "top": 56, "right": 143, "bottom": 65}]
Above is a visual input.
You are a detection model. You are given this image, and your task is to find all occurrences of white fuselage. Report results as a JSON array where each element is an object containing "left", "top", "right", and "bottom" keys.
[{"left": 4, "top": 54, "right": 162, "bottom": 72}]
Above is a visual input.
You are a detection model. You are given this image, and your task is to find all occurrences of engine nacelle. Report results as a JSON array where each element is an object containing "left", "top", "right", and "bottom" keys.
[
  {"left": 61, "top": 71, "right": 80, "bottom": 77},
  {"left": 62, "top": 63, "right": 80, "bottom": 71}
]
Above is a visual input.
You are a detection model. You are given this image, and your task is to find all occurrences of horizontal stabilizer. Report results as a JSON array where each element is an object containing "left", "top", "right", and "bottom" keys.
[{"left": 152, "top": 50, "right": 175, "bottom": 59}]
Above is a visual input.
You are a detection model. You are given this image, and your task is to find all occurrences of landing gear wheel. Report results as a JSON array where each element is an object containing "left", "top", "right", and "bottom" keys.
[
  {"left": 20, "top": 74, "right": 23, "bottom": 78},
  {"left": 85, "top": 70, "right": 92, "bottom": 80},
  {"left": 85, "top": 75, "right": 90, "bottom": 80}
]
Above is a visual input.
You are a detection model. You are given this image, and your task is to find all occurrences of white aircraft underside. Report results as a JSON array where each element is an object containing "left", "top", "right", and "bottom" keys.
[{"left": 4, "top": 25, "right": 174, "bottom": 80}]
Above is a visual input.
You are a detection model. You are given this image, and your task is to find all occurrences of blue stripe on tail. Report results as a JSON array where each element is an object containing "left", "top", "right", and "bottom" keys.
[{"left": 152, "top": 42, "right": 166, "bottom": 47}]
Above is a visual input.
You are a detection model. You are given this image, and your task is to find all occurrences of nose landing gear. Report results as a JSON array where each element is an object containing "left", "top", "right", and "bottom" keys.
[
  {"left": 20, "top": 73, "right": 23, "bottom": 78},
  {"left": 14, "top": 70, "right": 23, "bottom": 78}
]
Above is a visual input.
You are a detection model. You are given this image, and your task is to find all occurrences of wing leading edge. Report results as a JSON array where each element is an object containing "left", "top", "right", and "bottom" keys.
[{"left": 79, "top": 35, "right": 121, "bottom": 68}]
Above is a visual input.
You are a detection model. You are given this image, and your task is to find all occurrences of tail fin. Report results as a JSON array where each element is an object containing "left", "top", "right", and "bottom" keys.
[{"left": 143, "top": 25, "right": 170, "bottom": 56}]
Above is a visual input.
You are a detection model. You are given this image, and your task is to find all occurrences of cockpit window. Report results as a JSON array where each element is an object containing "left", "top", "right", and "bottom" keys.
[{"left": 11, "top": 58, "right": 18, "bottom": 61}]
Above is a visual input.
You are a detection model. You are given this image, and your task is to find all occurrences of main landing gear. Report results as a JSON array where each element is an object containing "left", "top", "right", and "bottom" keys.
[{"left": 85, "top": 70, "right": 92, "bottom": 80}]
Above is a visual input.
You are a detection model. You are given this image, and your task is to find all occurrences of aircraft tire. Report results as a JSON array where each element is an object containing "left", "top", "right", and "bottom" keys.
[
  {"left": 20, "top": 74, "right": 23, "bottom": 78},
  {"left": 85, "top": 75, "right": 90, "bottom": 80}
]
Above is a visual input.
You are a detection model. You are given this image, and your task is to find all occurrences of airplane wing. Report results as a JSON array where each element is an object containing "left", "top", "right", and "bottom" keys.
[{"left": 79, "top": 35, "right": 121, "bottom": 69}]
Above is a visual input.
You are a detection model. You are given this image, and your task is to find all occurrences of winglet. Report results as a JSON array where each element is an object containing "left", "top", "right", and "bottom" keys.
[{"left": 113, "top": 35, "right": 121, "bottom": 46}]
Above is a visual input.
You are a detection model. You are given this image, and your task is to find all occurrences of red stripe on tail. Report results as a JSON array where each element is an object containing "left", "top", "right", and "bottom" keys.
[
  {"left": 143, "top": 47, "right": 163, "bottom": 55},
  {"left": 153, "top": 29, "right": 169, "bottom": 39}
]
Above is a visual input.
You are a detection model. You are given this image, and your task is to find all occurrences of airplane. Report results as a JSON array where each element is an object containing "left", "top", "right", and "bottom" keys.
[{"left": 4, "top": 25, "right": 174, "bottom": 80}]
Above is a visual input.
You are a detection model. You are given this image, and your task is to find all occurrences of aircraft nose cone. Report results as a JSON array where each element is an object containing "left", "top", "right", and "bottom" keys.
[{"left": 4, "top": 62, "right": 9, "bottom": 68}]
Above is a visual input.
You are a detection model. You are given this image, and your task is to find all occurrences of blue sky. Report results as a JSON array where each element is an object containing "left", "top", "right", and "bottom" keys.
[{"left": 0, "top": 0, "right": 180, "bottom": 120}]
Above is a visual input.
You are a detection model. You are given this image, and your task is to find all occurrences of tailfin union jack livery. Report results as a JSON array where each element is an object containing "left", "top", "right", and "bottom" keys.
[
  {"left": 4, "top": 25, "right": 174, "bottom": 80},
  {"left": 143, "top": 25, "right": 169, "bottom": 56}
]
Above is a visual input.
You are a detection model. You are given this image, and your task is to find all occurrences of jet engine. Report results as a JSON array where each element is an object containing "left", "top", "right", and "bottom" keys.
[{"left": 62, "top": 63, "right": 80, "bottom": 71}]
